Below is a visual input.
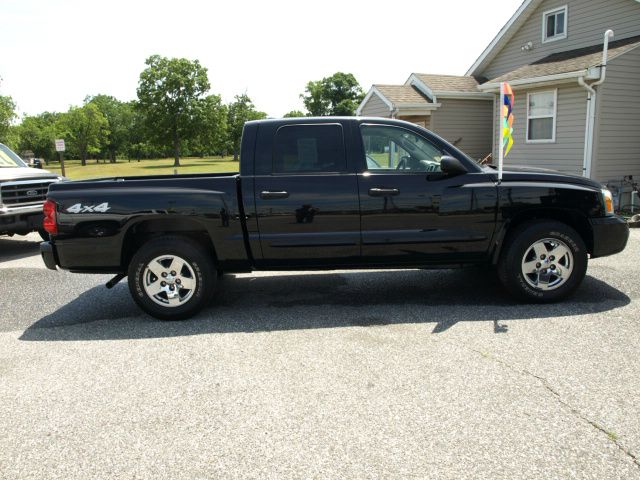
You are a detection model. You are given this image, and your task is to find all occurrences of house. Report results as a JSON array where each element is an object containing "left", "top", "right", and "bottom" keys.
[
  {"left": 358, "top": 0, "right": 640, "bottom": 195},
  {"left": 357, "top": 74, "right": 494, "bottom": 160},
  {"left": 471, "top": 0, "right": 640, "bottom": 188}
]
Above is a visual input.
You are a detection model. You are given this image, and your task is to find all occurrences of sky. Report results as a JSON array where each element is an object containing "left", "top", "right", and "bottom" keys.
[{"left": 1, "top": 0, "right": 523, "bottom": 119}]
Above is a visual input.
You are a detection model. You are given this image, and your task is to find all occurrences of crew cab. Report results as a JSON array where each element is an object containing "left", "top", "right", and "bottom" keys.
[
  {"left": 40, "top": 118, "right": 629, "bottom": 319},
  {"left": 0, "top": 143, "right": 62, "bottom": 240}
]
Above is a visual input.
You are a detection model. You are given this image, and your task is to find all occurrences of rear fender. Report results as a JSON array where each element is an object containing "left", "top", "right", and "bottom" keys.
[{"left": 49, "top": 186, "right": 249, "bottom": 271}]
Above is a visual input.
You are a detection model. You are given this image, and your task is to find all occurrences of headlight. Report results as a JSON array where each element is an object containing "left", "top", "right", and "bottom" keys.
[{"left": 601, "top": 188, "right": 614, "bottom": 215}]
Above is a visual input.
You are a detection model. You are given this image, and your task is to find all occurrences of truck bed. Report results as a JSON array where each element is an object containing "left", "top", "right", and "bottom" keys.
[{"left": 47, "top": 172, "right": 250, "bottom": 272}]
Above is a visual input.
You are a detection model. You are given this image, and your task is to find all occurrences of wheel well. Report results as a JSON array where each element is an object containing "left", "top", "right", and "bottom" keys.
[
  {"left": 121, "top": 218, "right": 218, "bottom": 270},
  {"left": 497, "top": 209, "right": 594, "bottom": 262}
]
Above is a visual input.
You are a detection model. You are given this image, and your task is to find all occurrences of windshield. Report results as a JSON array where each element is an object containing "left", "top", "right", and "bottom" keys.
[{"left": 0, "top": 144, "right": 27, "bottom": 168}]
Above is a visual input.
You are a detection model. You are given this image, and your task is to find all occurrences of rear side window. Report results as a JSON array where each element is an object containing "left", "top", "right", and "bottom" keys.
[{"left": 273, "top": 124, "right": 345, "bottom": 174}]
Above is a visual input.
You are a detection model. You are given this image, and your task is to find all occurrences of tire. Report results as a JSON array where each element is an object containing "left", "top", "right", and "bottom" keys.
[
  {"left": 127, "top": 236, "right": 217, "bottom": 320},
  {"left": 497, "top": 220, "right": 588, "bottom": 302}
]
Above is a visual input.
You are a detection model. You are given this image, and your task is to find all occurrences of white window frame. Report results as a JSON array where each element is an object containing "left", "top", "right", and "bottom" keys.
[
  {"left": 542, "top": 5, "right": 568, "bottom": 44},
  {"left": 526, "top": 89, "right": 557, "bottom": 144}
]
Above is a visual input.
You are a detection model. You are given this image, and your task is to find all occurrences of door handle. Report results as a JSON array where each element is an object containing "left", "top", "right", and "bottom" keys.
[
  {"left": 368, "top": 187, "right": 400, "bottom": 197},
  {"left": 260, "top": 190, "right": 290, "bottom": 200}
]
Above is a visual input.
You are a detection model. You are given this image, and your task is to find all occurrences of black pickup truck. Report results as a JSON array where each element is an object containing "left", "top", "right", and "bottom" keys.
[{"left": 41, "top": 117, "right": 629, "bottom": 319}]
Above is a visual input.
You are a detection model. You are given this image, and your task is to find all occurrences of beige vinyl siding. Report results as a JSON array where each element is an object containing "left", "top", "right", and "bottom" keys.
[
  {"left": 593, "top": 46, "right": 640, "bottom": 182},
  {"left": 430, "top": 99, "right": 493, "bottom": 160},
  {"left": 398, "top": 115, "right": 431, "bottom": 129},
  {"left": 360, "top": 93, "right": 391, "bottom": 117},
  {"left": 483, "top": 0, "right": 640, "bottom": 80},
  {"left": 492, "top": 84, "right": 587, "bottom": 175}
]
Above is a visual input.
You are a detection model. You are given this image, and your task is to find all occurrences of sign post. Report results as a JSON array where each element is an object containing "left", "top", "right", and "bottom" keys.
[{"left": 55, "top": 139, "right": 66, "bottom": 177}]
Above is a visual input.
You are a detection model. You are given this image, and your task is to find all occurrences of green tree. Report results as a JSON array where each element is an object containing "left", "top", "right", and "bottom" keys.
[
  {"left": 0, "top": 95, "right": 17, "bottom": 144},
  {"left": 128, "top": 103, "right": 157, "bottom": 160},
  {"left": 136, "top": 55, "right": 210, "bottom": 167},
  {"left": 301, "top": 72, "right": 365, "bottom": 116},
  {"left": 227, "top": 94, "right": 267, "bottom": 161},
  {"left": 58, "top": 103, "right": 109, "bottom": 165},
  {"left": 86, "top": 95, "right": 134, "bottom": 163},
  {"left": 191, "top": 94, "right": 228, "bottom": 156},
  {"left": 14, "top": 112, "right": 62, "bottom": 162},
  {"left": 283, "top": 110, "right": 306, "bottom": 118}
]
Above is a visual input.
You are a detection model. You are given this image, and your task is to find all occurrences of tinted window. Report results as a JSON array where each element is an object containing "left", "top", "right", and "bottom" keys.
[
  {"left": 273, "top": 124, "right": 345, "bottom": 173},
  {"left": 361, "top": 125, "right": 445, "bottom": 173}
]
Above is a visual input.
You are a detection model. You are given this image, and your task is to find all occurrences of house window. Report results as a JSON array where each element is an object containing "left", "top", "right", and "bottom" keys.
[
  {"left": 543, "top": 6, "right": 567, "bottom": 43},
  {"left": 527, "top": 90, "right": 557, "bottom": 143}
]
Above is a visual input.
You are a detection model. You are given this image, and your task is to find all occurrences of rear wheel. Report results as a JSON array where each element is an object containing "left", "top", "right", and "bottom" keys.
[
  {"left": 128, "top": 236, "right": 216, "bottom": 320},
  {"left": 498, "top": 220, "right": 588, "bottom": 302}
]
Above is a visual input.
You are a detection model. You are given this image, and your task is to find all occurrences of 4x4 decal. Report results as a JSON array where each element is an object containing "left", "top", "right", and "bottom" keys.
[{"left": 66, "top": 202, "right": 111, "bottom": 213}]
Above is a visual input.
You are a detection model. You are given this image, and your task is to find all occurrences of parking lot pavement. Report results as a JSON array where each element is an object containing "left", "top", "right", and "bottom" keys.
[
  {"left": 0, "top": 232, "right": 47, "bottom": 270},
  {"left": 0, "top": 231, "right": 639, "bottom": 479}
]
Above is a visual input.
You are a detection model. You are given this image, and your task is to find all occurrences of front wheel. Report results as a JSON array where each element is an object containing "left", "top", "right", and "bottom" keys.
[
  {"left": 128, "top": 236, "right": 216, "bottom": 320},
  {"left": 498, "top": 220, "right": 588, "bottom": 302}
]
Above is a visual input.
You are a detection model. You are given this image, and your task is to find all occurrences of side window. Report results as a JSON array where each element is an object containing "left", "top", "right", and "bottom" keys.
[
  {"left": 543, "top": 6, "right": 567, "bottom": 43},
  {"left": 527, "top": 90, "right": 557, "bottom": 142},
  {"left": 360, "top": 125, "right": 445, "bottom": 173},
  {"left": 273, "top": 124, "right": 345, "bottom": 174}
]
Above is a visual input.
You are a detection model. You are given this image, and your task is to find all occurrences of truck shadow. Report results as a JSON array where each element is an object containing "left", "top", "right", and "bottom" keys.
[
  {"left": 19, "top": 268, "right": 632, "bottom": 341},
  {"left": 0, "top": 236, "right": 41, "bottom": 263}
]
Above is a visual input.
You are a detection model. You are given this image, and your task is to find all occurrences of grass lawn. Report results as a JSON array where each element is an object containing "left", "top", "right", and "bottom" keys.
[
  {"left": 44, "top": 156, "right": 240, "bottom": 180},
  {"left": 370, "top": 152, "right": 391, "bottom": 168}
]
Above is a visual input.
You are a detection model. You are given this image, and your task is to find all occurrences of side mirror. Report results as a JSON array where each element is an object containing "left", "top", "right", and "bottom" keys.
[{"left": 440, "top": 156, "right": 467, "bottom": 176}]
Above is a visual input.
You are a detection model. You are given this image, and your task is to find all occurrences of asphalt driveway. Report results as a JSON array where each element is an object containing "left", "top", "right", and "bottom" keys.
[{"left": 0, "top": 231, "right": 639, "bottom": 479}]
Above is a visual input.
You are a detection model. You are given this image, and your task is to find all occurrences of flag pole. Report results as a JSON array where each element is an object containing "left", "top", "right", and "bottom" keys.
[{"left": 498, "top": 82, "right": 504, "bottom": 185}]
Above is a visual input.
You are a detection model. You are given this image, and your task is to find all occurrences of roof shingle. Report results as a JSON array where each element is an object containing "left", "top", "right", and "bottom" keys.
[
  {"left": 413, "top": 74, "right": 481, "bottom": 93},
  {"left": 487, "top": 35, "right": 640, "bottom": 84},
  {"left": 373, "top": 85, "right": 430, "bottom": 105}
]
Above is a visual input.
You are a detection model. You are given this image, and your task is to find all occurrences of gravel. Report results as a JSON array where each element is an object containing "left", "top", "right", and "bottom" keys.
[{"left": 0, "top": 230, "right": 639, "bottom": 479}]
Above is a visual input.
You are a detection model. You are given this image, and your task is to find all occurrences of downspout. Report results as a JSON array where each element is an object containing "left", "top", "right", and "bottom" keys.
[
  {"left": 578, "top": 29, "right": 614, "bottom": 178},
  {"left": 578, "top": 77, "right": 596, "bottom": 178}
]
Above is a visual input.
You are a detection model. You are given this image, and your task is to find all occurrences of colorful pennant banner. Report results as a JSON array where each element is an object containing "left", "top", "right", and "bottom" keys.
[
  {"left": 498, "top": 82, "right": 515, "bottom": 183},
  {"left": 502, "top": 82, "right": 515, "bottom": 158}
]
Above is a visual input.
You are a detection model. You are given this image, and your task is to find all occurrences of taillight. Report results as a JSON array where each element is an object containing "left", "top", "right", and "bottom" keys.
[{"left": 43, "top": 200, "right": 58, "bottom": 235}]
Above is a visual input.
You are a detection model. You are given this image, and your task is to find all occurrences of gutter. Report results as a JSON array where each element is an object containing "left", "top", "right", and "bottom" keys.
[
  {"left": 478, "top": 70, "right": 596, "bottom": 92},
  {"left": 395, "top": 103, "right": 441, "bottom": 109},
  {"left": 578, "top": 30, "right": 614, "bottom": 178}
]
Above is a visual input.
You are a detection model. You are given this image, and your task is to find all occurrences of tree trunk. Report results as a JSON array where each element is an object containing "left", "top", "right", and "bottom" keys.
[
  {"left": 81, "top": 148, "right": 87, "bottom": 166},
  {"left": 173, "top": 126, "right": 181, "bottom": 167},
  {"left": 110, "top": 149, "right": 116, "bottom": 164}
]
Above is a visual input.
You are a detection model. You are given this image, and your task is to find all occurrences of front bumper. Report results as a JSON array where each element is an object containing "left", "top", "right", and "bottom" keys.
[
  {"left": 0, "top": 204, "right": 44, "bottom": 235},
  {"left": 40, "top": 241, "right": 58, "bottom": 270},
  {"left": 590, "top": 216, "right": 630, "bottom": 258}
]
